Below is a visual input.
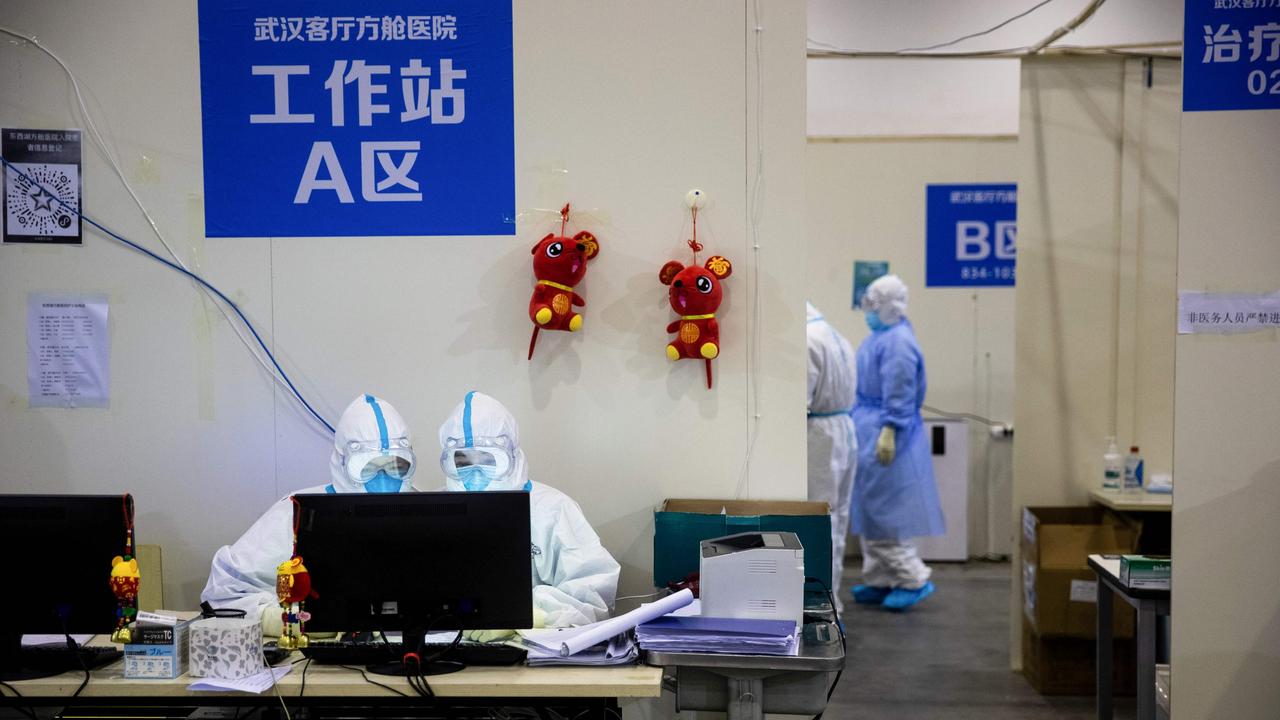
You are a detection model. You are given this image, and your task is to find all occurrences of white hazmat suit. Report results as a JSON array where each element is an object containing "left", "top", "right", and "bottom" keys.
[
  {"left": 806, "top": 302, "right": 858, "bottom": 596},
  {"left": 201, "top": 394, "right": 418, "bottom": 634},
  {"left": 438, "top": 391, "right": 619, "bottom": 628}
]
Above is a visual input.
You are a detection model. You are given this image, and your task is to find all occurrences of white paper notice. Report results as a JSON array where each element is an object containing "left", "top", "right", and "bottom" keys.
[
  {"left": 1069, "top": 579, "right": 1098, "bottom": 603},
  {"left": 27, "top": 293, "right": 109, "bottom": 408},
  {"left": 188, "top": 665, "right": 291, "bottom": 693},
  {"left": 1178, "top": 291, "right": 1280, "bottom": 335}
]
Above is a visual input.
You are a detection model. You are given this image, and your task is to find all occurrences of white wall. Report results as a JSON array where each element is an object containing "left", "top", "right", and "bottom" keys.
[
  {"left": 1010, "top": 54, "right": 1180, "bottom": 667},
  {"left": 805, "top": 137, "right": 1017, "bottom": 558},
  {"left": 0, "top": 0, "right": 809, "bottom": 616},
  {"left": 1172, "top": 100, "right": 1280, "bottom": 717},
  {"left": 807, "top": 0, "right": 1183, "bottom": 136}
]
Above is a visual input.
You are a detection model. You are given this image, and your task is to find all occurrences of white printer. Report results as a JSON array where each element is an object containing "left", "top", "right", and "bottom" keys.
[{"left": 698, "top": 531, "right": 805, "bottom": 628}]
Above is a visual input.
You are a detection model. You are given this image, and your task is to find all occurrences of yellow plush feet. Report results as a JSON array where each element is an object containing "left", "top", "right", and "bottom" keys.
[
  {"left": 535, "top": 307, "right": 553, "bottom": 325},
  {"left": 666, "top": 344, "right": 680, "bottom": 361},
  {"left": 700, "top": 342, "right": 719, "bottom": 359},
  {"left": 568, "top": 314, "right": 583, "bottom": 332}
]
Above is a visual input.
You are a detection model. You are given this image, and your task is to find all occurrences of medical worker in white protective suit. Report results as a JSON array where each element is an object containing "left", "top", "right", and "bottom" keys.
[
  {"left": 438, "top": 391, "right": 619, "bottom": 640},
  {"left": 850, "top": 276, "right": 945, "bottom": 611},
  {"left": 201, "top": 394, "right": 418, "bottom": 635},
  {"left": 806, "top": 302, "right": 858, "bottom": 598}
]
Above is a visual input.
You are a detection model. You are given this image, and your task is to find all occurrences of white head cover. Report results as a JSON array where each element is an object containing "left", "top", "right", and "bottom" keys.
[
  {"left": 862, "top": 274, "right": 909, "bottom": 325},
  {"left": 438, "top": 391, "right": 530, "bottom": 493},
  {"left": 328, "top": 394, "right": 416, "bottom": 493}
]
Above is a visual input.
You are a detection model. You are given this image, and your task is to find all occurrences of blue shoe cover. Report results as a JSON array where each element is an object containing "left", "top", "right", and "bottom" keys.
[
  {"left": 851, "top": 584, "right": 891, "bottom": 604},
  {"left": 883, "top": 582, "right": 935, "bottom": 611}
]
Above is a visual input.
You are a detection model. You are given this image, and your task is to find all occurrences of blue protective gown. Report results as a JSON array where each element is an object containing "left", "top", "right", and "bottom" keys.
[{"left": 851, "top": 319, "right": 946, "bottom": 541}]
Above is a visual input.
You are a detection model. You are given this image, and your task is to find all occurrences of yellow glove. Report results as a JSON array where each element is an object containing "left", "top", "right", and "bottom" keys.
[
  {"left": 876, "top": 425, "right": 896, "bottom": 466},
  {"left": 463, "top": 628, "right": 517, "bottom": 643}
]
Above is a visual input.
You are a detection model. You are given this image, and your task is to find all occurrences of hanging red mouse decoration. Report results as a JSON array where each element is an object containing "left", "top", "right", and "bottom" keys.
[
  {"left": 528, "top": 203, "right": 600, "bottom": 360},
  {"left": 660, "top": 206, "right": 733, "bottom": 389}
]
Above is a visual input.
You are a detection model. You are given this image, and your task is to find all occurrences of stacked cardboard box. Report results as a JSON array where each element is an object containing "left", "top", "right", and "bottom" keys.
[{"left": 1020, "top": 507, "right": 1142, "bottom": 695}]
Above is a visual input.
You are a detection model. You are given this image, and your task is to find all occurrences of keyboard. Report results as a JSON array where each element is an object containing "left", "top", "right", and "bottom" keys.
[
  {"left": 300, "top": 639, "right": 526, "bottom": 667},
  {"left": 22, "top": 644, "right": 122, "bottom": 672}
]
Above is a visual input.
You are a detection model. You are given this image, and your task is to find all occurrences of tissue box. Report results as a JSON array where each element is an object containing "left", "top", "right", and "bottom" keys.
[{"left": 189, "top": 617, "right": 263, "bottom": 679}]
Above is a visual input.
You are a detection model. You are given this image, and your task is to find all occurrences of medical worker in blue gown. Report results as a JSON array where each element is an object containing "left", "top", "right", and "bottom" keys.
[
  {"left": 849, "top": 275, "right": 945, "bottom": 611},
  {"left": 202, "top": 394, "right": 418, "bottom": 635}
]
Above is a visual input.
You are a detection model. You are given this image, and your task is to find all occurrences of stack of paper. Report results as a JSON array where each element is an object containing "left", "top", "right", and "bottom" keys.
[
  {"left": 516, "top": 588, "right": 695, "bottom": 665},
  {"left": 635, "top": 616, "right": 799, "bottom": 656},
  {"left": 521, "top": 632, "right": 638, "bottom": 667}
]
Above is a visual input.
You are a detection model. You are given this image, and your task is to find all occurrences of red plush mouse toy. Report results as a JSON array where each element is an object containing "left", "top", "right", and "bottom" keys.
[
  {"left": 660, "top": 209, "right": 732, "bottom": 389},
  {"left": 528, "top": 203, "right": 600, "bottom": 360}
]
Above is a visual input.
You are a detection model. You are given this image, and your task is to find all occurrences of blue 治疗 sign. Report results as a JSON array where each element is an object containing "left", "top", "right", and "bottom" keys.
[
  {"left": 197, "top": 1, "right": 514, "bottom": 237},
  {"left": 925, "top": 184, "right": 1016, "bottom": 288},
  {"left": 1184, "top": 1, "right": 1280, "bottom": 112}
]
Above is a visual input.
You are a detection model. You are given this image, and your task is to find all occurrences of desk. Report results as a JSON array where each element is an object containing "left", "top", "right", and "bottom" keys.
[
  {"left": 1088, "top": 489, "right": 1172, "bottom": 513},
  {"left": 1090, "top": 554, "right": 1170, "bottom": 720},
  {"left": 644, "top": 622, "right": 844, "bottom": 720},
  {"left": 1, "top": 659, "right": 661, "bottom": 717}
]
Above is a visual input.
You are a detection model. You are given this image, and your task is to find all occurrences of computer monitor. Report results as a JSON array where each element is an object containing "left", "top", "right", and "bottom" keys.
[
  {"left": 0, "top": 494, "right": 134, "bottom": 680},
  {"left": 293, "top": 491, "right": 532, "bottom": 671}
]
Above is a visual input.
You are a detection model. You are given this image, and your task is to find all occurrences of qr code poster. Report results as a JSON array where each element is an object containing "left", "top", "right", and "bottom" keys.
[{"left": 3, "top": 128, "right": 82, "bottom": 245}]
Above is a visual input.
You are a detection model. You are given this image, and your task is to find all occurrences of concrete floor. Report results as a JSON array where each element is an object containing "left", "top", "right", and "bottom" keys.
[{"left": 826, "top": 560, "right": 1135, "bottom": 719}]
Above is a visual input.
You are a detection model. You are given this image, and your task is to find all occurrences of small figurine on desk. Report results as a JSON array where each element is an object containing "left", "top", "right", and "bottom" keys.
[
  {"left": 109, "top": 494, "right": 139, "bottom": 643},
  {"left": 275, "top": 555, "right": 317, "bottom": 650}
]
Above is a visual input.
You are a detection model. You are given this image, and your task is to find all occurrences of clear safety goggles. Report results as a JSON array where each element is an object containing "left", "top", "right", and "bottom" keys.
[
  {"left": 343, "top": 437, "right": 415, "bottom": 483},
  {"left": 439, "top": 435, "right": 516, "bottom": 480}
]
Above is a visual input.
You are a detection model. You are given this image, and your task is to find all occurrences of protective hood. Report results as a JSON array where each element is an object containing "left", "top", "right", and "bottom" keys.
[
  {"left": 806, "top": 301, "right": 822, "bottom": 324},
  {"left": 861, "top": 274, "right": 909, "bottom": 326},
  {"left": 438, "top": 391, "right": 530, "bottom": 493},
  {"left": 327, "top": 394, "right": 416, "bottom": 493}
]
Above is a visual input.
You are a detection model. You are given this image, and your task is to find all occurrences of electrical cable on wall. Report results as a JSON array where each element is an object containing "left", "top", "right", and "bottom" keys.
[
  {"left": 0, "top": 156, "right": 335, "bottom": 434},
  {"left": 0, "top": 24, "right": 335, "bottom": 435},
  {"left": 736, "top": 0, "right": 767, "bottom": 499},
  {"left": 807, "top": 0, "right": 1179, "bottom": 60}
]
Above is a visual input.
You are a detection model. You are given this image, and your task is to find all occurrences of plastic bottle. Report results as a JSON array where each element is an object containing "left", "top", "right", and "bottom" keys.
[
  {"left": 1103, "top": 437, "right": 1123, "bottom": 491},
  {"left": 1123, "top": 446, "right": 1144, "bottom": 493}
]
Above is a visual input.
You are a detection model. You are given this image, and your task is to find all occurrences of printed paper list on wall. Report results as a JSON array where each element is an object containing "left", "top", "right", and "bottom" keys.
[
  {"left": 27, "top": 294, "right": 110, "bottom": 408},
  {"left": 1184, "top": 1, "right": 1280, "bottom": 112},
  {"left": 2, "top": 128, "right": 82, "bottom": 245},
  {"left": 197, "top": 1, "right": 514, "bottom": 237},
  {"left": 926, "top": 184, "right": 1016, "bottom": 287}
]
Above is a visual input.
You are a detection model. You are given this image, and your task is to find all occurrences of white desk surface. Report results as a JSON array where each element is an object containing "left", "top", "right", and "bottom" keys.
[
  {"left": 1088, "top": 489, "right": 1172, "bottom": 513},
  {"left": 1089, "top": 554, "right": 1123, "bottom": 583},
  {"left": 7, "top": 659, "right": 663, "bottom": 699}
]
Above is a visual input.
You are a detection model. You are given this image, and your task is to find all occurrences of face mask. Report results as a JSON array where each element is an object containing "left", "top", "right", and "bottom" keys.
[
  {"left": 457, "top": 465, "right": 499, "bottom": 492},
  {"left": 865, "top": 310, "right": 890, "bottom": 333},
  {"left": 363, "top": 469, "right": 406, "bottom": 493}
]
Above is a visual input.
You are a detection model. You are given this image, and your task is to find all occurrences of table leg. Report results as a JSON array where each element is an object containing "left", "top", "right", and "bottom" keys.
[
  {"left": 726, "top": 676, "right": 764, "bottom": 720},
  {"left": 1097, "top": 583, "right": 1114, "bottom": 720},
  {"left": 1137, "top": 603, "right": 1157, "bottom": 720}
]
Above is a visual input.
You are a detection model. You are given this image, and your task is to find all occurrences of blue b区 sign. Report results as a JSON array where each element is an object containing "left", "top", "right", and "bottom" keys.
[
  {"left": 197, "top": 1, "right": 515, "bottom": 237},
  {"left": 925, "top": 184, "right": 1016, "bottom": 288},
  {"left": 1184, "top": 1, "right": 1280, "bottom": 112}
]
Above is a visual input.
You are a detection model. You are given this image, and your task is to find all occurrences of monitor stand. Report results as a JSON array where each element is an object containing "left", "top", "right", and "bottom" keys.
[
  {"left": 1, "top": 630, "right": 120, "bottom": 682},
  {"left": 365, "top": 626, "right": 465, "bottom": 678}
]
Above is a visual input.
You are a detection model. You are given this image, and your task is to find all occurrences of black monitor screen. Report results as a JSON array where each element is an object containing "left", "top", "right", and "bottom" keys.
[
  {"left": 0, "top": 494, "right": 134, "bottom": 634},
  {"left": 294, "top": 491, "right": 532, "bottom": 633}
]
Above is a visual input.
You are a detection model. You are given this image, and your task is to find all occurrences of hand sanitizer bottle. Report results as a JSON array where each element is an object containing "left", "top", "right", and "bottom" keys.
[{"left": 1103, "top": 437, "right": 1123, "bottom": 491}]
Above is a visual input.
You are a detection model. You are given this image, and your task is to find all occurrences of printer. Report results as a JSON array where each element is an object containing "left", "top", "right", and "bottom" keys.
[{"left": 699, "top": 531, "right": 805, "bottom": 628}]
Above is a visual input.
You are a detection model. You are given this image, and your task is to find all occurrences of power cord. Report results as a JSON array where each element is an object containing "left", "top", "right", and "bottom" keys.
[
  {"left": 804, "top": 576, "right": 846, "bottom": 720},
  {"left": 59, "top": 619, "right": 89, "bottom": 697},
  {"left": 337, "top": 665, "right": 407, "bottom": 697},
  {"left": 0, "top": 680, "right": 39, "bottom": 720}
]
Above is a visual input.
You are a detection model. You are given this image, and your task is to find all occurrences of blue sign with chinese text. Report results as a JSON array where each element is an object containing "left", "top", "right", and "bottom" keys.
[
  {"left": 197, "top": 1, "right": 514, "bottom": 237},
  {"left": 1184, "top": 1, "right": 1280, "bottom": 112},
  {"left": 925, "top": 184, "right": 1016, "bottom": 288}
]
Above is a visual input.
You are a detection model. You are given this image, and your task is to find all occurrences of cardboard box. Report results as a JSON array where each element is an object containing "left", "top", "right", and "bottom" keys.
[
  {"left": 1022, "top": 506, "right": 1141, "bottom": 639},
  {"left": 123, "top": 615, "right": 194, "bottom": 679},
  {"left": 654, "top": 499, "right": 832, "bottom": 589},
  {"left": 1021, "top": 618, "right": 1136, "bottom": 696}
]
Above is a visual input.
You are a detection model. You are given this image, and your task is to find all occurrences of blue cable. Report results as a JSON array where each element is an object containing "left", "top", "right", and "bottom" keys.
[{"left": 1, "top": 155, "right": 335, "bottom": 435}]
